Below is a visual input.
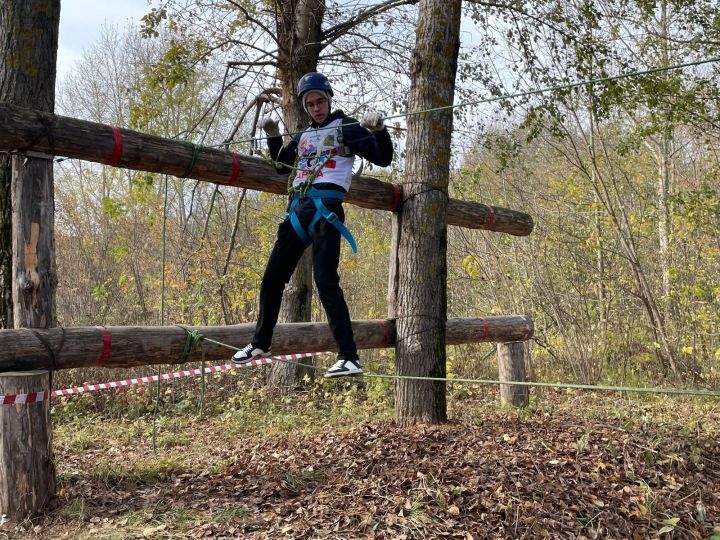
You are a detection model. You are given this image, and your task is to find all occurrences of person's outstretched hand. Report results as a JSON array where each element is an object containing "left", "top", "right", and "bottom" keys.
[
  {"left": 259, "top": 117, "right": 280, "bottom": 137},
  {"left": 360, "top": 111, "right": 385, "bottom": 132}
]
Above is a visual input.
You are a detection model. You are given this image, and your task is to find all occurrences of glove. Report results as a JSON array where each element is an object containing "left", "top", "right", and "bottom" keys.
[
  {"left": 360, "top": 111, "right": 385, "bottom": 132},
  {"left": 259, "top": 116, "right": 280, "bottom": 137}
]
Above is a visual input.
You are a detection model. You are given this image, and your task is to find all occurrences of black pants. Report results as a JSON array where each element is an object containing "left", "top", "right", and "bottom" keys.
[{"left": 252, "top": 192, "right": 358, "bottom": 360}]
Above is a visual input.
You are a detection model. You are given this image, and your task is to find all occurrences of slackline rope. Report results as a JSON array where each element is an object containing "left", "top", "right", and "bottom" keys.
[
  {"left": 198, "top": 333, "right": 720, "bottom": 399},
  {"left": 219, "top": 55, "right": 720, "bottom": 148},
  {"left": 3, "top": 342, "right": 717, "bottom": 404}
]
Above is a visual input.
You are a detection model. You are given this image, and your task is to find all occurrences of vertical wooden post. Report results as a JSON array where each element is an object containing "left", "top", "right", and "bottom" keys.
[
  {"left": 0, "top": 371, "right": 55, "bottom": 522},
  {"left": 497, "top": 341, "right": 529, "bottom": 408},
  {"left": 0, "top": 0, "right": 61, "bottom": 521}
]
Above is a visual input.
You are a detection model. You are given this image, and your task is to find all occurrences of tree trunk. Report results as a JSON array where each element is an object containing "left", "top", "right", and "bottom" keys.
[
  {"left": 12, "top": 158, "right": 57, "bottom": 328},
  {"left": 387, "top": 212, "right": 401, "bottom": 318},
  {"left": 0, "top": 153, "right": 10, "bottom": 329},
  {"left": 272, "top": 251, "right": 314, "bottom": 390},
  {"left": 0, "top": 0, "right": 60, "bottom": 520},
  {"left": 395, "top": 0, "right": 461, "bottom": 426},
  {"left": 1, "top": 1, "right": 60, "bottom": 329},
  {"left": 0, "top": 371, "right": 55, "bottom": 522},
  {"left": 269, "top": 0, "right": 325, "bottom": 391}
]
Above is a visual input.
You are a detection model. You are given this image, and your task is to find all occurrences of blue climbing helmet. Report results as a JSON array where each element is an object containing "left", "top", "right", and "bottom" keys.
[{"left": 297, "top": 72, "right": 334, "bottom": 99}]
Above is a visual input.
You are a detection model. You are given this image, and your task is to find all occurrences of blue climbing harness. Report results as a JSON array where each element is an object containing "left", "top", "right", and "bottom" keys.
[{"left": 287, "top": 187, "right": 358, "bottom": 253}]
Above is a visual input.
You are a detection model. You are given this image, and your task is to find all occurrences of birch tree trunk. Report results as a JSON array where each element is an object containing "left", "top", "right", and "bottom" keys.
[{"left": 395, "top": 0, "right": 461, "bottom": 426}]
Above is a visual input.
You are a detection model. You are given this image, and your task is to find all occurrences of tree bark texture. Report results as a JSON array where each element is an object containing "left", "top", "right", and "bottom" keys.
[
  {"left": 0, "top": 153, "right": 10, "bottom": 329},
  {"left": 395, "top": 0, "right": 462, "bottom": 426},
  {"left": 0, "top": 371, "right": 55, "bottom": 522},
  {"left": 0, "top": 102, "right": 534, "bottom": 237},
  {"left": 12, "top": 157, "right": 57, "bottom": 329},
  {"left": 387, "top": 212, "right": 401, "bottom": 319},
  {"left": 275, "top": 0, "right": 324, "bottom": 130},
  {"left": 0, "top": 315, "right": 533, "bottom": 372},
  {"left": 272, "top": 249, "right": 315, "bottom": 390},
  {"left": 0, "top": 0, "right": 59, "bottom": 522},
  {"left": 0, "top": 1, "right": 58, "bottom": 328},
  {"left": 497, "top": 341, "right": 529, "bottom": 408}
]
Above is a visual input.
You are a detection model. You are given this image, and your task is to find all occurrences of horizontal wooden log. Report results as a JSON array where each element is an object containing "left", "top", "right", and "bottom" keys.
[
  {"left": 0, "top": 102, "right": 533, "bottom": 236},
  {"left": 0, "top": 316, "right": 533, "bottom": 372}
]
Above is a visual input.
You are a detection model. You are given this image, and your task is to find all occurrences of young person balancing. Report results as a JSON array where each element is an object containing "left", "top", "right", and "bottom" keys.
[{"left": 232, "top": 72, "right": 394, "bottom": 378}]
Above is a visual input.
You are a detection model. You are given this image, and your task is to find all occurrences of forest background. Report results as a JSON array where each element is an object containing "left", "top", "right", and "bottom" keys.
[{"left": 52, "top": 0, "right": 719, "bottom": 393}]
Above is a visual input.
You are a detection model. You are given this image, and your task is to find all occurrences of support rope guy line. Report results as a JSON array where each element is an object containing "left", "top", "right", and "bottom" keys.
[{"left": 48, "top": 54, "right": 720, "bottom": 184}]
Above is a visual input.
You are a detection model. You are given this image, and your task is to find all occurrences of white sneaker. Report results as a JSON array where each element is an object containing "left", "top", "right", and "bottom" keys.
[
  {"left": 232, "top": 344, "right": 271, "bottom": 365},
  {"left": 324, "top": 358, "right": 363, "bottom": 378}
]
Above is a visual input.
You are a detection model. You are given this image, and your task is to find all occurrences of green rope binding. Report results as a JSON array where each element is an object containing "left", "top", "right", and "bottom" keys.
[
  {"left": 175, "top": 325, "right": 206, "bottom": 365},
  {"left": 180, "top": 143, "right": 206, "bottom": 178}
]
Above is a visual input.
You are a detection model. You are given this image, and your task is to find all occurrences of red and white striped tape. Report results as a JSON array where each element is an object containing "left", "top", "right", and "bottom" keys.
[{"left": 1, "top": 352, "right": 328, "bottom": 406}]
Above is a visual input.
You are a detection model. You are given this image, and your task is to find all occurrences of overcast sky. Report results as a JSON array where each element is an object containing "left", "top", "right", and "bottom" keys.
[{"left": 57, "top": 0, "right": 150, "bottom": 82}]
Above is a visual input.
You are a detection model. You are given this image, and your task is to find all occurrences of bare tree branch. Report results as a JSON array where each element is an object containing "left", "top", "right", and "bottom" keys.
[
  {"left": 323, "top": 0, "right": 419, "bottom": 47},
  {"left": 226, "top": 0, "right": 279, "bottom": 45}
]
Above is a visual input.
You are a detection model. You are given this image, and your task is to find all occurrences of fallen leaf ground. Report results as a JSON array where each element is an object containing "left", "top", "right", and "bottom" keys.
[{"left": 3, "top": 385, "right": 719, "bottom": 539}]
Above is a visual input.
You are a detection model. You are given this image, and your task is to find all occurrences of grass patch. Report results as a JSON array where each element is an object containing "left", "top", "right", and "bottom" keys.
[
  {"left": 58, "top": 455, "right": 184, "bottom": 489},
  {"left": 57, "top": 505, "right": 248, "bottom": 540},
  {"left": 211, "top": 507, "right": 251, "bottom": 522},
  {"left": 219, "top": 378, "right": 394, "bottom": 437},
  {"left": 56, "top": 497, "right": 88, "bottom": 521},
  {"left": 54, "top": 415, "right": 146, "bottom": 452},
  {"left": 94, "top": 456, "right": 183, "bottom": 486}
]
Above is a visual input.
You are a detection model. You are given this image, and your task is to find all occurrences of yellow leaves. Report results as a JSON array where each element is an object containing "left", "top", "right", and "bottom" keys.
[
  {"left": 461, "top": 253, "right": 482, "bottom": 279},
  {"left": 656, "top": 516, "right": 680, "bottom": 535}
]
